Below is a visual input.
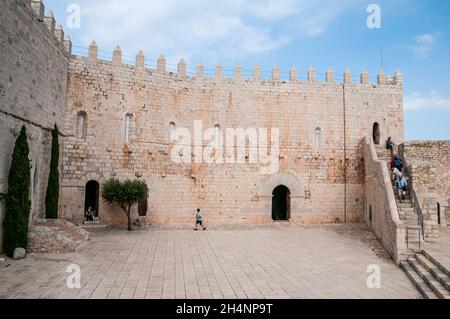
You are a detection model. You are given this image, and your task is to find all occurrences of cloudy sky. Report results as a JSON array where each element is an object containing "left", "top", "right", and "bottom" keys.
[{"left": 44, "top": 0, "right": 450, "bottom": 140}]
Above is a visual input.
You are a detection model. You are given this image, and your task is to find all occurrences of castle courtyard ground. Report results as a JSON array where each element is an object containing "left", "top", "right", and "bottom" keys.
[{"left": 0, "top": 223, "right": 421, "bottom": 299}]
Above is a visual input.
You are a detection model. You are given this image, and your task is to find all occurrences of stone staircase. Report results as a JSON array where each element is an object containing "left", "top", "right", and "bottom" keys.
[
  {"left": 375, "top": 146, "right": 450, "bottom": 299},
  {"left": 80, "top": 216, "right": 108, "bottom": 229},
  {"left": 396, "top": 193, "right": 422, "bottom": 246},
  {"left": 401, "top": 250, "right": 450, "bottom": 299},
  {"left": 375, "top": 146, "right": 422, "bottom": 246}
]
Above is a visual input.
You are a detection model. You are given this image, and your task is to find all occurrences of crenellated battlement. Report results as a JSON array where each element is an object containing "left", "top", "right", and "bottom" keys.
[
  {"left": 77, "top": 41, "right": 403, "bottom": 87},
  {"left": 28, "top": 0, "right": 72, "bottom": 56}
]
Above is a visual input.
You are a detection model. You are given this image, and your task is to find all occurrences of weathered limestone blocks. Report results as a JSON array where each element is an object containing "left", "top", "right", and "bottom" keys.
[
  {"left": 31, "top": 0, "right": 44, "bottom": 21},
  {"left": 136, "top": 50, "right": 145, "bottom": 70},
  {"left": 196, "top": 63, "right": 204, "bottom": 79},
  {"left": 113, "top": 46, "right": 122, "bottom": 66},
  {"left": 289, "top": 66, "right": 297, "bottom": 81},
  {"left": 272, "top": 65, "right": 280, "bottom": 81},
  {"left": 0, "top": 0, "right": 70, "bottom": 253},
  {"left": 344, "top": 68, "right": 352, "bottom": 84},
  {"left": 308, "top": 67, "right": 316, "bottom": 82},
  {"left": 377, "top": 69, "right": 386, "bottom": 85},
  {"left": 326, "top": 67, "right": 334, "bottom": 83},
  {"left": 360, "top": 69, "right": 369, "bottom": 85},
  {"left": 215, "top": 64, "right": 223, "bottom": 81},
  {"left": 71, "top": 43, "right": 404, "bottom": 87},
  {"left": 253, "top": 65, "right": 261, "bottom": 81},
  {"left": 28, "top": 219, "right": 90, "bottom": 253},
  {"left": 400, "top": 141, "right": 450, "bottom": 233},
  {"left": 61, "top": 52, "right": 400, "bottom": 225},
  {"left": 235, "top": 64, "right": 242, "bottom": 80},
  {"left": 88, "top": 41, "right": 98, "bottom": 63},
  {"left": 157, "top": 54, "right": 166, "bottom": 74},
  {"left": 177, "top": 58, "right": 186, "bottom": 79},
  {"left": 44, "top": 10, "right": 55, "bottom": 34}
]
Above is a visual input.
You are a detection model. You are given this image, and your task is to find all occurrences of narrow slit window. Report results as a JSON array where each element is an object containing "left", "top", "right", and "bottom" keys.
[
  {"left": 77, "top": 111, "right": 87, "bottom": 139},
  {"left": 124, "top": 114, "right": 132, "bottom": 142},
  {"left": 314, "top": 127, "right": 322, "bottom": 149},
  {"left": 169, "top": 122, "right": 176, "bottom": 143}
]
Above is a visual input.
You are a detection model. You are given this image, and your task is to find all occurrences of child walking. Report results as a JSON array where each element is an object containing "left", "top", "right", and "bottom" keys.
[{"left": 194, "top": 208, "right": 207, "bottom": 231}]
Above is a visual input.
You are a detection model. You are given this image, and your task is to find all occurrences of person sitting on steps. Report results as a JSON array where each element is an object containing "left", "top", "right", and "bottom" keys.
[{"left": 85, "top": 206, "right": 94, "bottom": 222}]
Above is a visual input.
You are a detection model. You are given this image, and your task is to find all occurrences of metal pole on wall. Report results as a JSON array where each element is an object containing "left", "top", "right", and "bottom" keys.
[{"left": 343, "top": 83, "right": 347, "bottom": 223}]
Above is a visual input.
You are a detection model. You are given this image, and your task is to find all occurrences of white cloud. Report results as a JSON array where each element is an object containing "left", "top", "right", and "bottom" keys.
[
  {"left": 416, "top": 34, "right": 436, "bottom": 45},
  {"left": 410, "top": 32, "right": 439, "bottom": 59},
  {"left": 405, "top": 91, "right": 450, "bottom": 111},
  {"left": 75, "top": 0, "right": 356, "bottom": 66}
]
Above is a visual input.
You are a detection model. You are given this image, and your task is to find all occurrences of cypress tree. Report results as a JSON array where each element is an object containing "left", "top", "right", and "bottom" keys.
[
  {"left": 1, "top": 125, "right": 31, "bottom": 257},
  {"left": 45, "top": 124, "right": 60, "bottom": 219}
]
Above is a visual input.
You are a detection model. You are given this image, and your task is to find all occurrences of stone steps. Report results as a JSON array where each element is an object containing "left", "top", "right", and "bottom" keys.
[
  {"left": 423, "top": 249, "right": 450, "bottom": 277},
  {"left": 398, "top": 206, "right": 416, "bottom": 212},
  {"left": 401, "top": 251, "right": 450, "bottom": 299},
  {"left": 408, "top": 258, "right": 450, "bottom": 299},
  {"left": 401, "top": 262, "right": 439, "bottom": 299},
  {"left": 396, "top": 197, "right": 412, "bottom": 202},
  {"left": 415, "top": 254, "right": 450, "bottom": 291},
  {"left": 393, "top": 189, "right": 421, "bottom": 236}
]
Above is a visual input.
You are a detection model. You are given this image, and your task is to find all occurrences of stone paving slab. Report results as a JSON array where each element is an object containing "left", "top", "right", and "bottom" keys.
[
  {"left": 0, "top": 224, "right": 421, "bottom": 299},
  {"left": 423, "top": 226, "right": 450, "bottom": 271}
]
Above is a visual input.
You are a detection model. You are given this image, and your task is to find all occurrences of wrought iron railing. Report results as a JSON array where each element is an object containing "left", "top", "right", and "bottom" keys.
[
  {"left": 406, "top": 227, "right": 421, "bottom": 250},
  {"left": 402, "top": 159, "right": 425, "bottom": 240}
]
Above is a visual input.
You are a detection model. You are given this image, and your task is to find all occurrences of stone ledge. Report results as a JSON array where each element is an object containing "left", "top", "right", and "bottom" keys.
[{"left": 28, "top": 219, "right": 90, "bottom": 253}]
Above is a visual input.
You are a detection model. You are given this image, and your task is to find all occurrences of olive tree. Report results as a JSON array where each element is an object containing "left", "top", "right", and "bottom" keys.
[{"left": 101, "top": 179, "right": 148, "bottom": 231}]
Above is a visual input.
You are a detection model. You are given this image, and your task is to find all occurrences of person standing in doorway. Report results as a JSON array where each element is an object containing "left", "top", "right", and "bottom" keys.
[{"left": 194, "top": 208, "right": 206, "bottom": 231}]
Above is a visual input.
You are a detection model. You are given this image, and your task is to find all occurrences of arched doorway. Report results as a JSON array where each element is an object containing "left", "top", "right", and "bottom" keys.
[
  {"left": 272, "top": 185, "right": 290, "bottom": 221},
  {"left": 373, "top": 123, "right": 380, "bottom": 145},
  {"left": 85, "top": 180, "right": 100, "bottom": 217}
]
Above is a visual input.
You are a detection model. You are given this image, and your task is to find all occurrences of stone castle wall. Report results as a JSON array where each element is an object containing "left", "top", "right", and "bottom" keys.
[
  {"left": 400, "top": 141, "right": 450, "bottom": 229},
  {"left": 59, "top": 46, "right": 404, "bottom": 226},
  {"left": 0, "top": 0, "right": 71, "bottom": 251}
]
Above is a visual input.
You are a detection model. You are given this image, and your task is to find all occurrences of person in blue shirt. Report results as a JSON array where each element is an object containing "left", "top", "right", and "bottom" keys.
[
  {"left": 194, "top": 208, "right": 206, "bottom": 231},
  {"left": 395, "top": 174, "right": 408, "bottom": 202}
]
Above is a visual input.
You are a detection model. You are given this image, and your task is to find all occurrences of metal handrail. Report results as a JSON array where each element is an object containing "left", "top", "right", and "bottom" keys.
[
  {"left": 406, "top": 227, "right": 421, "bottom": 250},
  {"left": 401, "top": 159, "right": 425, "bottom": 240},
  {"left": 409, "top": 185, "right": 425, "bottom": 239}
]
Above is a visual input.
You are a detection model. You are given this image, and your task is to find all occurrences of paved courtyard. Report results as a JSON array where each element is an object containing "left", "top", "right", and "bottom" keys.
[
  {"left": 0, "top": 223, "right": 421, "bottom": 299},
  {"left": 423, "top": 226, "right": 450, "bottom": 271}
]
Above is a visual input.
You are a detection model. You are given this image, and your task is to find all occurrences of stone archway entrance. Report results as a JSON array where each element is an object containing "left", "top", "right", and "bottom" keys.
[
  {"left": 257, "top": 173, "right": 302, "bottom": 223},
  {"left": 85, "top": 180, "right": 100, "bottom": 217},
  {"left": 272, "top": 185, "right": 290, "bottom": 221}
]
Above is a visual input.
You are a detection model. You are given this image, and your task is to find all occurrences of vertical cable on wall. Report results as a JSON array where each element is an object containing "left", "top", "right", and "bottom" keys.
[{"left": 343, "top": 83, "right": 347, "bottom": 223}]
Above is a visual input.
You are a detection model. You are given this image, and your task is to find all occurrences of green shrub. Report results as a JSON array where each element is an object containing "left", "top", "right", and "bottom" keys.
[
  {"left": 45, "top": 124, "right": 60, "bottom": 219},
  {"left": 1, "top": 126, "right": 31, "bottom": 257}
]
